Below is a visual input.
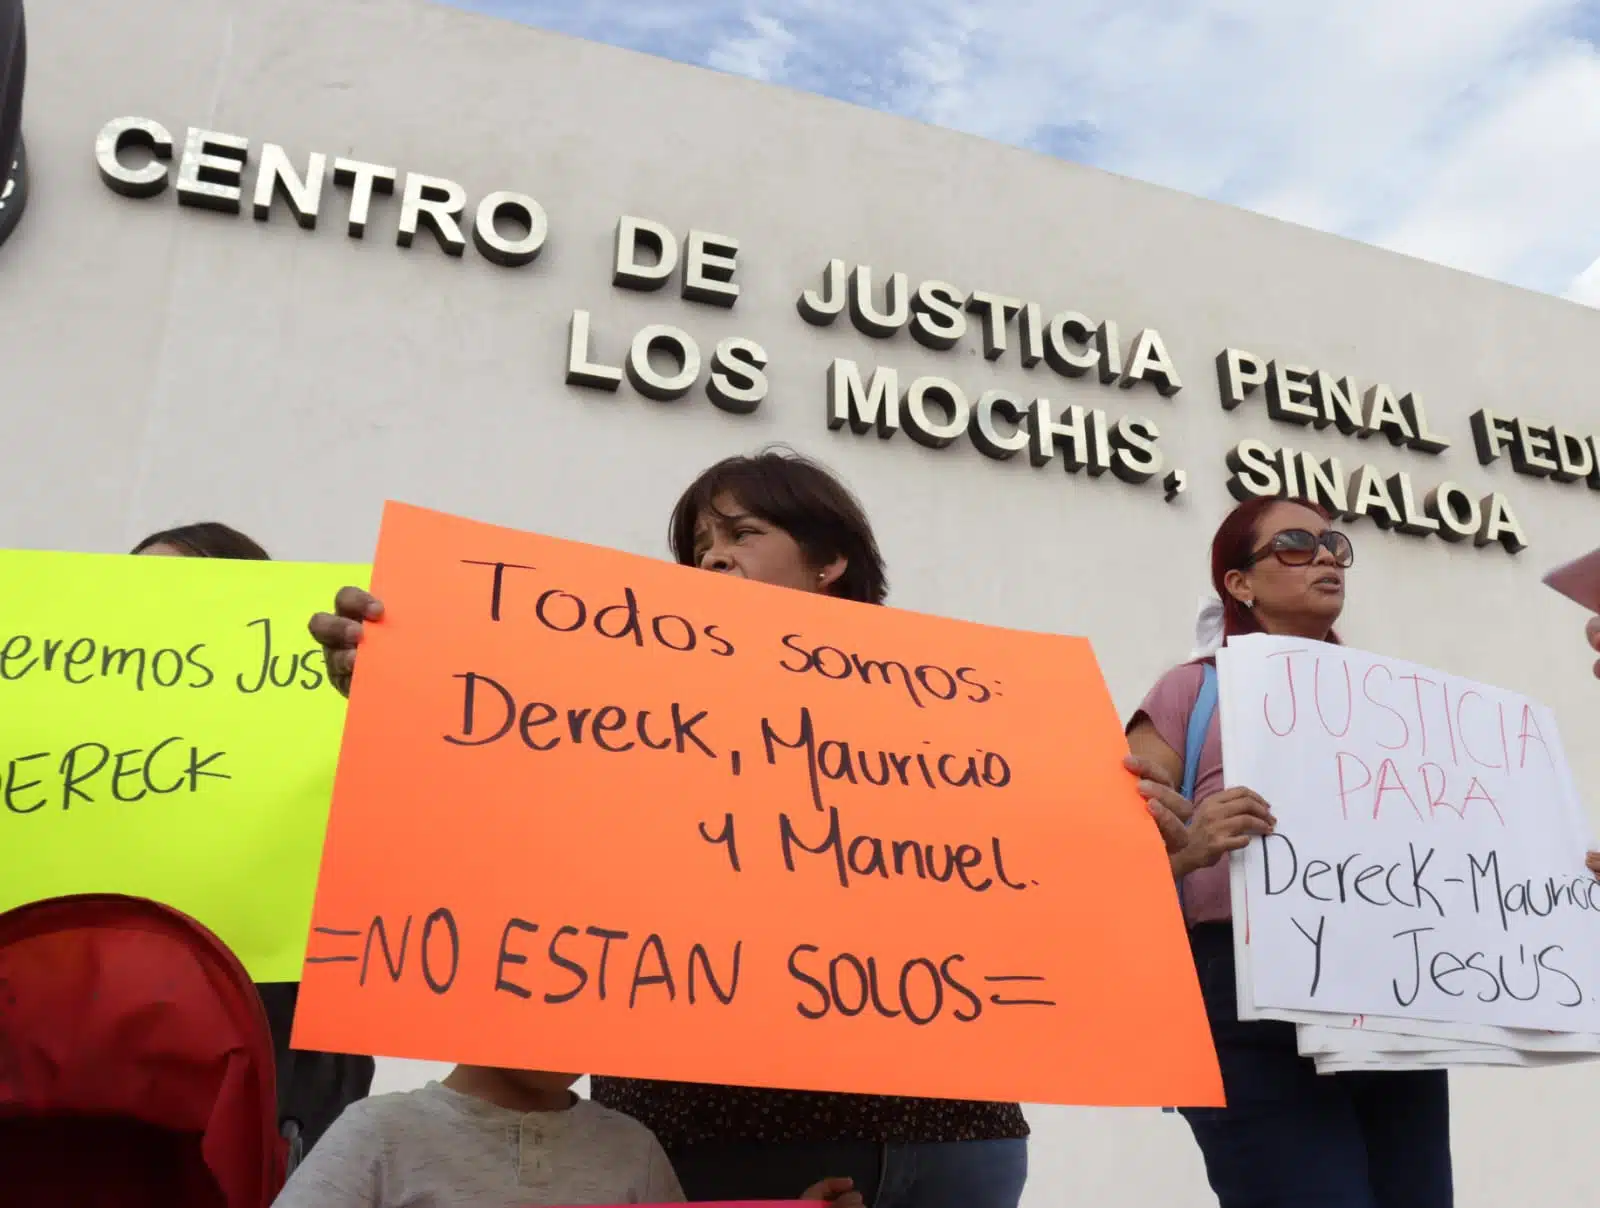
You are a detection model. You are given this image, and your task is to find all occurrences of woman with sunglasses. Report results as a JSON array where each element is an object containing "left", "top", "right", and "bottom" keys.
[{"left": 1125, "top": 495, "right": 1457, "bottom": 1208}]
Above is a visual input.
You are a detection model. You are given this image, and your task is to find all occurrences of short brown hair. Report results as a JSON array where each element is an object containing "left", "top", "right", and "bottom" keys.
[{"left": 669, "top": 448, "right": 887, "bottom": 604}]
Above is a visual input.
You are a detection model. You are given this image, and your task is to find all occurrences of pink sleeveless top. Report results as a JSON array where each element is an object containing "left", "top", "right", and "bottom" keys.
[{"left": 1131, "top": 661, "right": 1232, "bottom": 926}]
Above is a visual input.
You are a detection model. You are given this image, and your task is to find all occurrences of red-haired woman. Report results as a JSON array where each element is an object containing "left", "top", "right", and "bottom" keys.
[{"left": 1127, "top": 496, "right": 1456, "bottom": 1207}]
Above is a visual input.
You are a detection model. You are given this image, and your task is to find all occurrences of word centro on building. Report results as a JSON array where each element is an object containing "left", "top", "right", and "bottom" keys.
[{"left": 93, "top": 115, "right": 549, "bottom": 265}]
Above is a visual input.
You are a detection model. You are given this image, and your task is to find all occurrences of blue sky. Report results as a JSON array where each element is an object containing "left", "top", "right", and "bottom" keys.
[{"left": 453, "top": 0, "right": 1600, "bottom": 307}]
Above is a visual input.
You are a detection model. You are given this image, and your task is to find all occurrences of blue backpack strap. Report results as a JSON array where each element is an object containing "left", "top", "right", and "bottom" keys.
[
  {"left": 1182, "top": 662, "right": 1219, "bottom": 802},
  {"left": 1177, "top": 662, "right": 1219, "bottom": 894},
  {"left": 1163, "top": 660, "right": 1219, "bottom": 1115}
]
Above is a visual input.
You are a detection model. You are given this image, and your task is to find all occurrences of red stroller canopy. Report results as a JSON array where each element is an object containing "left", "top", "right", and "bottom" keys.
[{"left": 0, "top": 894, "right": 286, "bottom": 1208}]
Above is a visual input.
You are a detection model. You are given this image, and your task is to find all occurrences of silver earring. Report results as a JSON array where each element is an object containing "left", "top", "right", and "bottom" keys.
[{"left": 1244, "top": 599, "right": 1255, "bottom": 610}]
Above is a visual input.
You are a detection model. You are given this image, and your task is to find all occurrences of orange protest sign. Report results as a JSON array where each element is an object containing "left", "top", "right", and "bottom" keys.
[{"left": 293, "top": 501, "right": 1222, "bottom": 1107}]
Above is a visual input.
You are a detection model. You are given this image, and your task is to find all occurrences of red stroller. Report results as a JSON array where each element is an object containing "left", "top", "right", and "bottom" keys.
[{"left": 0, "top": 894, "right": 289, "bottom": 1207}]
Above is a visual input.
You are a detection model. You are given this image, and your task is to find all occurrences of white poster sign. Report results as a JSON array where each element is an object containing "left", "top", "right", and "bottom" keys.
[{"left": 1219, "top": 634, "right": 1600, "bottom": 1034}]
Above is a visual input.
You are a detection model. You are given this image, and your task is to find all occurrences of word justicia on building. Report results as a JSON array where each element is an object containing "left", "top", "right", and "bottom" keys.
[{"left": 85, "top": 109, "right": 1599, "bottom": 558}]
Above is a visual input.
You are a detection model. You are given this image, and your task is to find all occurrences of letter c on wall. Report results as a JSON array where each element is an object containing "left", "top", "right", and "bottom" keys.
[{"left": 95, "top": 115, "right": 175, "bottom": 199}]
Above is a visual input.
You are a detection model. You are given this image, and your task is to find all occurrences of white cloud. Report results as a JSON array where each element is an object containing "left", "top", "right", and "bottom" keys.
[
  {"left": 707, "top": 12, "right": 797, "bottom": 82},
  {"left": 1568, "top": 257, "right": 1600, "bottom": 306},
  {"left": 464, "top": 0, "right": 1600, "bottom": 303}
]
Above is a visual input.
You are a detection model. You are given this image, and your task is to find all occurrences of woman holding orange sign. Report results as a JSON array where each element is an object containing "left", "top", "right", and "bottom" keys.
[{"left": 309, "top": 449, "right": 1193, "bottom": 1208}]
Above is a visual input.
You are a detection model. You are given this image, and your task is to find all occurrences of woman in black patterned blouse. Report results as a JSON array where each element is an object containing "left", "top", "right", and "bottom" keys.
[
  {"left": 588, "top": 451, "right": 1028, "bottom": 1208},
  {"left": 309, "top": 452, "right": 1030, "bottom": 1208}
]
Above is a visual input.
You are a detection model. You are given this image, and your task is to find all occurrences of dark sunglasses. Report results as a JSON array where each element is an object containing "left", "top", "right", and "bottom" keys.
[{"left": 1242, "top": 528, "right": 1354, "bottom": 569}]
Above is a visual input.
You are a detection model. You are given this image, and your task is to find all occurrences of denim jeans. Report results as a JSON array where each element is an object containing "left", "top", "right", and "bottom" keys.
[
  {"left": 1181, "top": 923, "right": 1453, "bottom": 1208},
  {"left": 667, "top": 1138, "right": 1028, "bottom": 1208}
]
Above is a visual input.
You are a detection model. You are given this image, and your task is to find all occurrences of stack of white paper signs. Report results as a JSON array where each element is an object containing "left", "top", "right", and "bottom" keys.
[{"left": 1218, "top": 633, "right": 1600, "bottom": 1071}]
